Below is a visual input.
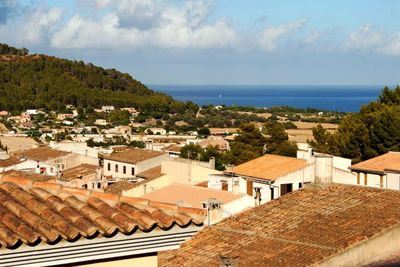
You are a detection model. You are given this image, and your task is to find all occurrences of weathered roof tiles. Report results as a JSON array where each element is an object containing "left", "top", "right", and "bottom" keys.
[{"left": 0, "top": 176, "right": 205, "bottom": 249}]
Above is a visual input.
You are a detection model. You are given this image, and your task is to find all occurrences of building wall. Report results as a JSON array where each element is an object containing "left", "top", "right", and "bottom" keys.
[
  {"left": 387, "top": 172, "right": 400, "bottom": 190},
  {"left": 103, "top": 154, "right": 166, "bottom": 180},
  {"left": 318, "top": 224, "right": 400, "bottom": 267},
  {"left": 122, "top": 174, "right": 170, "bottom": 197},
  {"left": 161, "top": 159, "right": 220, "bottom": 185}
]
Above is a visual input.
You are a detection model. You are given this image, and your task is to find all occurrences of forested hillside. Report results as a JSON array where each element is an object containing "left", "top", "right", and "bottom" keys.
[
  {"left": 310, "top": 86, "right": 400, "bottom": 162},
  {"left": 0, "top": 43, "right": 187, "bottom": 113}
]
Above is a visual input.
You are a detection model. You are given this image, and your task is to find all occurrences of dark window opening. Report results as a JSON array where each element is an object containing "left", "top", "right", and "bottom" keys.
[{"left": 280, "top": 183, "right": 293, "bottom": 196}]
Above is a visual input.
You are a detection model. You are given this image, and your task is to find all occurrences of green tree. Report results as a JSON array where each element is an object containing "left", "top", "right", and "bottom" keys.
[{"left": 180, "top": 144, "right": 203, "bottom": 160}]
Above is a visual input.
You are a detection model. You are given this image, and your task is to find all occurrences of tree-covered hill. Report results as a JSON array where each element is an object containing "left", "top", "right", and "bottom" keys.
[{"left": 0, "top": 43, "right": 187, "bottom": 113}]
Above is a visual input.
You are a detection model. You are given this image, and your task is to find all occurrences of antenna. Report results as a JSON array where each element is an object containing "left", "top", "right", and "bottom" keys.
[{"left": 202, "top": 198, "right": 222, "bottom": 226}]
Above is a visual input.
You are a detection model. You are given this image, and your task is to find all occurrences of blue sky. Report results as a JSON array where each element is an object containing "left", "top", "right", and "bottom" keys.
[{"left": 1, "top": 0, "right": 400, "bottom": 85}]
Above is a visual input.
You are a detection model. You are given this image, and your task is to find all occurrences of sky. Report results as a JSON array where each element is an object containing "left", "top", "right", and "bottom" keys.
[{"left": 0, "top": 0, "right": 400, "bottom": 85}]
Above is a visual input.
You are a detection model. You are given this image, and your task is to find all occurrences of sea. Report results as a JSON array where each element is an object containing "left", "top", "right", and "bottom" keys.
[{"left": 149, "top": 85, "right": 386, "bottom": 113}]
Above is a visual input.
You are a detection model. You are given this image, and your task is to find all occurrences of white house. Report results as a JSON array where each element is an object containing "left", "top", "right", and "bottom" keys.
[
  {"left": 210, "top": 154, "right": 314, "bottom": 205},
  {"left": 103, "top": 148, "right": 167, "bottom": 182},
  {"left": 349, "top": 151, "right": 400, "bottom": 190},
  {"left": 101, "top": 105, "right": 115, "bottom": 113}
]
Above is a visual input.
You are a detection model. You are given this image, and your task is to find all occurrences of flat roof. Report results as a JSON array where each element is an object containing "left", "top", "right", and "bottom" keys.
[{"left": 143, "top": 183, "right": 246, "bottom": 209}]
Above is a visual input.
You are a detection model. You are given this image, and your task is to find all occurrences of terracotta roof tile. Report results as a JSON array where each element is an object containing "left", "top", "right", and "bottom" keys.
[
  {"left": 104, "top": 148, "right": 165, "bottom": 164},
  {"left": 136, "top": 166, "right": 163, "bottom": 180},
  {"left": 0, "top": 157, "right": 25, "bottom": 167},
  {"left": 2, "top": 170, "right": 55, "bottom": 182},
  {"left": 59, "top": 164, "right": 98, "bottom": 181},
  {"left": 350, "top": 151, "right": 400, "bottom": 173},
  {"left": 225, "top": 154, "right": 309, "bottom": 181},
  {"left": 15, "top": 147, "right": 70, "bottom": 161},
  {"left": 104, "top": 181, "right": 138, "bottom": 195},
  {"left": 159, "top": 184, "right": 400, "bottom": 267},
  {"left": 0, "top": 177, "right": 205, "bottom": 249}
]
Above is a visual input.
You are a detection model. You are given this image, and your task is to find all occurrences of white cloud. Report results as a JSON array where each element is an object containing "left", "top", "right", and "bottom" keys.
[
  {"left": 52, "top": 0, "right": 238, "bottom": 49},
  {"left": 343, "top": 24, "right": 400, "bottom": 56},
  {"left": 257, "top": 19, "right": 307, "bottom": 52},
  {"left": 0, "top": 6, "right": 63, "bottom": 46}
]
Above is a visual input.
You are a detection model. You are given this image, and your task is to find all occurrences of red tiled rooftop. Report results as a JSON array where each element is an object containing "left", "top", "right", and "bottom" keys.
[
  {"left": 0, "top": 157, "right": 25, "bottom": 167},
  {"left": 59, "top": 164, "right": 98, "bottom": 181},
  {"left": 15, "top": 147, "right": 70, "bottom": 161},
  {"left": 136, "top": 166, "right": 163, "bottom": 180},
  {"left": 104, "top": 148, "right": 165, "bottom": 164},
  {"left": 159, "top": 184, "right": 400, "bottom": 267},
  {"left": 350, "top": 151, "right": 400, "bottom": 174},
  {"left": 0, "top": 176, "right": 205, "bottom": 249},
  {"left": 225, "top": 154, "right": 309, "bottom": 181}
]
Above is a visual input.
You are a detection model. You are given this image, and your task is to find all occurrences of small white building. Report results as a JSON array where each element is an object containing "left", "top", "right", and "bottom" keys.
[
  {"left": 26, "top": 109, "right": 38, "bottom": 115},
  {"left": 349, "top": 151, "right": 400, "bottom": 190},
  {"left": 101, "top": 106, "right": 115, "bottom": 113},
  {"left": 210, "top": 154, "right": 314, "bottom": 205},
  {"left": 94, "top": 119, "right": 108, "bottom": 126},
  {"left": 103, "top": 148, "right": 167, "bottom": 182}
]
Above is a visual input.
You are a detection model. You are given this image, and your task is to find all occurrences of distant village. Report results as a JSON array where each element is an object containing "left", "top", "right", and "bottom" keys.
[{"left": 0, "top": 105, "right": 400, "bottom": 266}]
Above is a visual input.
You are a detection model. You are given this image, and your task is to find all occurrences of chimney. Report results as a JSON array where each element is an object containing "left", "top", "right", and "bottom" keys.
[
  {"left": 314, "top": 154, "right": 333, "bottom": 184},
  {"left": 209, "top": 157, "right": 216, "bottom": 169}
]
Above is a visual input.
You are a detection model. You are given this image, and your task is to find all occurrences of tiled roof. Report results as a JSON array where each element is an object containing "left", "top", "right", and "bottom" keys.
[
  {"left": 59, "top": 164, "right": 98, "bottom": 181},
  {"left": 16, "top": 147, "right": 70, "bottom": 161},
  {"left": 0, "top": 157, "right": 25, "bottom": 167},
  {"left": 136, "top": 166, "right": 163, "bottom": 180},
  {"left": 2, "top": 170, "right": 55, "bottom": 182},
  {"left": 104, "top": 148, "right": 165, "bottom": 164},
  {"left": 104, "top": 180, "right": 139, "bottom": 195},
  {"left": 159, "top": 184, "right": 400, "bottom": 267},
  {"left": 163, "top": 144, "right": 182, "bottom": 153},
  {"left": 143, "top": 183, "right": 246, "bottom": 209},
  {"left": 198, "top": 139, "right": 228, "bottom": 150},
  {"left": 0, "top": 176, "right": 205, "bottom": 249},
  {"left": 350, "top": 151, "right": 400, "bottom": 174},
  {"left": 226, "top": 154, "right": 309, "bottom": 181}
]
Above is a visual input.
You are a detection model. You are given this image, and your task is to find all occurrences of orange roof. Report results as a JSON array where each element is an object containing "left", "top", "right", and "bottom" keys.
[
  {"left": 143, "top": 183, "right": 246, "bottom": 209},
  {"left": 226, "top": 154, "right": 309, "bottom": 181},
  {"left": 2, "top": 170, "right": 55, "bottom": 182},
  {"left": 59, "top": 164, "right": 98, "bottom": 181},
  {"left": 159, "top": 184, "right": 400, "bottom": 267},
  {"left": 104, "top": 180, "right": 139, "bottom": 195},
  {"left": 104, "top": 148, "right": 165, "bottom": 164},
  {"left": 350, "top": 151, "right": 400, "bottom": 174},
  {"left": 0, "top": 176, "right": 205, "bottom": 249},
  {"left": 0, "top": 157, "right": 25, "bottom": 167},
  {"left": 136, "top": 166, "right": 163, "bottom": 180},
  {"left": 16, "top": 147, "right": 70, "bottom": 161}
]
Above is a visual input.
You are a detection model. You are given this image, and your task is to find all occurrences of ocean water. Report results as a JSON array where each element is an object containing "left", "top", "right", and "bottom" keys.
[{"left": 149, "top": 85, "right": 384, "bottom": 112}]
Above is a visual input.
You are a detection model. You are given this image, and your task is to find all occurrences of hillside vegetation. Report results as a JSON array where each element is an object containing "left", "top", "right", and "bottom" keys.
[
  {"left": 0, "top": 43, "right": 187, "bottom": 113},
  {"left": 310, "top": 86, "right": 400, "bottom": 162}
]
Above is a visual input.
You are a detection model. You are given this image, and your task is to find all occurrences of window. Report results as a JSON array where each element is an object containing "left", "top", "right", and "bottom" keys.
[
  {"left": 123, "top": 166, "right": 126, "bottom": 174},
  {"left": 270, "top": 187, "right": 275, "bottom": 200},
  {"left": 280, "top": 183, "right": 293, "bottom": 196},
  {"left": 107, "top": 163, "right": 111, "bottom": 171},
  {"left": 299, "top": 182, "right": 303, "bottom": 189},
  {"left": 131, "top": 167, "right": 135, "bottom": 175},
  {"left": 97, "top": 183, "right": 101, "bottom": 189},
  {"left": 115, "top": 164, "right": 118, "bottom": 173}
]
